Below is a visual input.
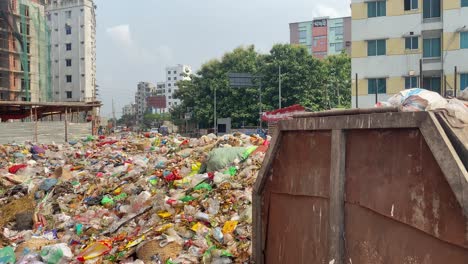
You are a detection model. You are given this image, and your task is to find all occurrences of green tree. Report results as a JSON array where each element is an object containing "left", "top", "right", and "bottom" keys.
[
  {"left": 117, "top": 114, "right": 136, "bottom": 127},
  {"left": 142, "top": 112, "right": 171, "bottom": 129},
  {"left": 260, "top": 44, "right": 327, "bottom": 112},
  {"left": 323, "top": 52, "right": 352, "bottom": 108},
  {"left": 174, "top": 44, "right": 351, "bottom": 128}
]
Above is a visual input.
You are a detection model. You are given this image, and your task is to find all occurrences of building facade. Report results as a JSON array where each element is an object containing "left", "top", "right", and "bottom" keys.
[
  {"left": 122, "top": 103, "right": 135, "bottom": 116},
  {"left": 351, "top": 0, "right": 468, "bottom": 108},
  {"left": 0, "top": 0, "right": 51, "bottom": 102},
  {"left": 290, "top": 16, "right": 351, "bottom": 58},
  {"left": 164, "top": 64, "right": 191, "bottom": 109},
  {"left": 46, "top": 0, "right": 96, "bottom": 102},
  {"left": 135, "top": 82, "right": 156, "bottom": 122}
]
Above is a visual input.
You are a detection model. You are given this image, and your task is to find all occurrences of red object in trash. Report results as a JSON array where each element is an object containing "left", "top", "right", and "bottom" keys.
[
  {"left": 261, "top": 104, "right": 306, "bottom": 122},
  {"left": 8, "top": 164, "right": 27, "bottom": 174},
  {"left": 97, "top": 140, "right": 118, "bottom": 147}
]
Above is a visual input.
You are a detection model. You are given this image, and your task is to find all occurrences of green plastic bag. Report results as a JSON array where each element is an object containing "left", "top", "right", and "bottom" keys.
[
  {"left": 206, "top": 147, "right": 249, "bottom": 172},
  {"left": 0, "top": 247, "right": 15, "bottom": 264},
  {"left": 224, "top": 166, "right": 237, "bottom": 176},
  {"left": 179, "top": 195, "right": 196, "bottom": 202},
  {"left": 194, "top": 182, "right": 213, "bottom": 191}
]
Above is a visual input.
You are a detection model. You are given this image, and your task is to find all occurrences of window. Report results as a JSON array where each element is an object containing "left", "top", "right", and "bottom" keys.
[
  {"left": 423, "top": 77, "right": 441, "bottom": 93},
  {"left": 367, "top": 1, "right": 386, "bottom": 17},
  {"left": 168, "top": 71, "right": 171, "bottom": 74},
  {"left": 405, "top": 36, "right": 419, "bottom": 50},
  {"left": 66, "top": 43, "right": 71, "bottom": 50},
  {"left": 66, "top": 75, "right": 72, "bottom": 83},
  {"left": 65, "top": 25, "right": 71, "bottom": 35},
  {"left": 66, "top": 59, "right": 71, "bottom": 67},
  {"left": 169, "top": 96, "right": 172, "bottom": 99},
  {"left": 65, "top": 10, "right": 71, "bottom": 19},
  {"left": 66, "top": 91, "right": 72, "bottom": 98},
  {"left": 463, "top": 0, "right": 468, "bottom": 7},
  {"left": 423, "top": 38, "right": 441, "bottom": 58},
  {"left": 168, "top": 83, "right": 171, "bottom": 87},
  {"left": 423, "top": 0, "right": 441, "bottom": 19},
  {"left": 299, "top": 30, "right": 307, "bottom": 40},
  {"left": 405, "top": 76, "right": 418, "bottom": 88},
  {"left": 461, "top": 32, "right": 468, "bottom": 49},
  {"left": 335, "top": 42, "right": 344, "bottom": 52},
  {"left": 47, "top": 14, "right": 51, "bottom": 21},
  {"left": 173, "top": 71, "right": 177, "bottom": 74},
  {"left": 169, "top": 89, "right": 172, "bottom": 93},
  {"left": 331, "top": 26, "right": 344, "bottom": 35},
  {"left": 461, "top": 74, "right": 468, "bottom": 90},
  {"left": 404, "top": 0, "right": 418, "bottom": 10},
  {"left": 168, "top": 77, "right": 171, "bottom": 80},
  {"left": 169, "top": 102, "right": 172, "bottom": 106},
  {"left": 174, "top": 77, "right": 177, "bottom": 81},
  {"left": 368, "top": 78, "right": 387, "bottom": 94},
  {"left": 367, "top": 39, "right": 386, "bottom": 56}
]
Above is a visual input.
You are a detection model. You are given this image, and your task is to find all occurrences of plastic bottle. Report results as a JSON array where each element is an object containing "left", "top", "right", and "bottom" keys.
[
  {"left": 76, "top": 241, "right": 112, "bottom": 262},
  {"left": 207, "top": 198, "right": 220, "bottom": 215}
]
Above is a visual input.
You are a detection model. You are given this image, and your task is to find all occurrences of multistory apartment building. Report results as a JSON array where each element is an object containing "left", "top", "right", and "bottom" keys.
[
  {"left": 290, "top": 16, "right": 352, "bottom": 58},
  {"left": 351, "top": 0, "right": 468, "bottom": 107},
  {"left": 46, "top": 0, "right": 96, "bottom": 102}
]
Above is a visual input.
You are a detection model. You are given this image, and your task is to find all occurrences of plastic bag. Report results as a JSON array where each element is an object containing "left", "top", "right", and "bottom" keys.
[
  {"left": 206, "top": 147, "right": 249, "bottom": 172},
  {"left": 0, "top": 247, "right": 15, "bottom": 264}
]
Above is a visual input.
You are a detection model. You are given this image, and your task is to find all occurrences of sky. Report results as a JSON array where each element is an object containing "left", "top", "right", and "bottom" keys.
[{"left": 96, "top": 0, "right": 351, "bottom": 117}]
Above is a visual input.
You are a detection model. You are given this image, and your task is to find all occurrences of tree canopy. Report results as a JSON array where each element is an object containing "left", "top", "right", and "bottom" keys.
[{"left": 173, "top": 44, "right": 351, "bottom": 128}]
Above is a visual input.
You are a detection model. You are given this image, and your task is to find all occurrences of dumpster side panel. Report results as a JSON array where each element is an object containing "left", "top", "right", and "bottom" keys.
[
  {"left": 345, "top": 204, "right": 468, "bottom": 264},
  {"left": 263, "top": 131, "right": 331, "bottom": 263},
  {"left": 345, "top": 129, "right": 468, "bottom": 263},
  {"left": 266, "top": 131, "right": 331, "bottom": 197},
  {"left": 265, "top": 193, "right": 329, "bottom": 264}
]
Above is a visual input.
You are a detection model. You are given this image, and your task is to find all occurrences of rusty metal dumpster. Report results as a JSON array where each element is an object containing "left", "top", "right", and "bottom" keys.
[{"left": 253, "top": 108, "right": 468, "bottom": 264}]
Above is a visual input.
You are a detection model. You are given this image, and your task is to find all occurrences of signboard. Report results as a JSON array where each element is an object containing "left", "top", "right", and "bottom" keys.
[
  {"left": 147, "top": 96, "right": 166, "bottom": 109},
  {"left": 313, "top": 19, "right": 327, "bottom": 27},
  {"left": 261, "top": 104, "right": 306, "bottom": 122},
  {"left": 228, "top": 73, "right": 254, "bottom": 87}
]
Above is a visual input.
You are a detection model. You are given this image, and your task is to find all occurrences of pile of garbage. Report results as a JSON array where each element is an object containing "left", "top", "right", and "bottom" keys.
[
  {"left": 376, "top": 88, "right": 468, "bottom": 125},
  {"left": 0, "top": 132, "right": 269, "bottom": 263}
]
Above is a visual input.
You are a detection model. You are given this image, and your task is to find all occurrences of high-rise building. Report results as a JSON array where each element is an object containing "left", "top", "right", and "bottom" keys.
[
  {"left": 165, "top": 64, "right": 191, "bottom": 109},
  {"left": 46, "top": 0, "right": 96, "bottom": 102},
  {"left": 289, "top": 16, "right": 351, "bottom": 58},
  {"left": 156, "top": 82, "right": 165, "bottom": 96},
  {"left": 135, "top": 82, "right": 156, "bottom": 122},
  {"left": 0, "top": 0, "right": 51, "bottom": 102},
  {"left": 351, "top": 0, "right": 468, "bottom": 108},
  {"left": 122, "top": 103, "right": 135, "bottom": 116}
]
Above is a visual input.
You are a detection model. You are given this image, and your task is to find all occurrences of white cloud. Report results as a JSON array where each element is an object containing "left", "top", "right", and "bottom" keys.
[
  {"left": 312, "top": 1, "right": 350, "bottom": 18},
  {"left": 106, "top": 24, "right": 132, "bottom": 47}
]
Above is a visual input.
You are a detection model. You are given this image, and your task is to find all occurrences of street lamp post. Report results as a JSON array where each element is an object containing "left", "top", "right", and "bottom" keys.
[
  {"left": 228, "top": 73, "right": 264, "bottom": 129},
  {"left": 214, "top": 85, "right": 217, "bottom": 135},
  {"left": 279, "top": 65, "right": 282, "bottom": 109}
]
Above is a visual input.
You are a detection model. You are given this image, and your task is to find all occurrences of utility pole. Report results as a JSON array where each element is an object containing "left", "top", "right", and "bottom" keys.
[
  {"left": 259, "top": 80, "right": 262, "bottom": 129},
  {"left": 279, "top": 65, "right": 282, "bottom": 109},
  {"left": 112, "top": 98, "right": 116, "bottom": 130},
  {"left": 214, "top": 85, "right": 217, "bottom": 135}
]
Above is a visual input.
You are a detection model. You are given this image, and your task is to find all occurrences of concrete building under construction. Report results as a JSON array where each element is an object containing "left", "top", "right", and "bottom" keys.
[{"left": 0, "top": 0, "right": 51, "bottom": 102}]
